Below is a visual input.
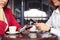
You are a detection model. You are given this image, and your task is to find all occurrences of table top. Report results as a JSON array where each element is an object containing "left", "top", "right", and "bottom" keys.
[{"left": 2, "top": 32, "right": 58, "bottom": 40}]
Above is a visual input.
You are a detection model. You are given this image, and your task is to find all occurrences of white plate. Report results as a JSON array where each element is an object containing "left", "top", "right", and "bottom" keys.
[
  {"left": 29, "top": 30, "right": 41, "bottom": 32},
  {"left": 6, "top": 31, "right": 19, "bottom": 34}
]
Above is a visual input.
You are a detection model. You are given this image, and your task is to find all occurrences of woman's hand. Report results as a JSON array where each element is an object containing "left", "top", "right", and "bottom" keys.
[
  {"left": 18, "top": 25, "right": 31, "bottom": 34},
  {"left": 21, "top": 25, "right": 32, "bottom": 34},
  {"left": 25, "top": 25, "right": 32, "bottom": 29},
  {"left": 35, "top": 23, "right": 50, "bottom": 32}
]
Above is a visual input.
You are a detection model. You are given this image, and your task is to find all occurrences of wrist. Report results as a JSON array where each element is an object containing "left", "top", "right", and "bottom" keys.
[{"left": 49, "top": 27, "right": 51, "bottom": 32}]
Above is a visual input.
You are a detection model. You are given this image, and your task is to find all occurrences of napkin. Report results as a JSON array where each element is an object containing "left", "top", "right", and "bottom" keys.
[{"left": 29, "top": 25, "right": 36, "bottom": 32}]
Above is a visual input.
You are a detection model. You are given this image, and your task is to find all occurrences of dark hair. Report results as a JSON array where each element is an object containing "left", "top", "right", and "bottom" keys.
[{"left": 48, "top": 0, "right": 60, "bottom": 10}]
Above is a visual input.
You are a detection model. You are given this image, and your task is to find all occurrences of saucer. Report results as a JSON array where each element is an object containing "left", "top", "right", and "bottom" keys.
[
  {"left": 6, "top": 31, "right": 19, "bottom": 34},
  {"left": 29, "top": 30, "right": 41, "bottom": 33}
]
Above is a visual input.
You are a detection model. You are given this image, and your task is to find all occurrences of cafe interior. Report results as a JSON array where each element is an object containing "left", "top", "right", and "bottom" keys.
[
  {"left": 8, "top": 0, "right": 53, "bottom": 26},
  {"left": 2, "top": 0, "right": 58, "bottom": 40}
]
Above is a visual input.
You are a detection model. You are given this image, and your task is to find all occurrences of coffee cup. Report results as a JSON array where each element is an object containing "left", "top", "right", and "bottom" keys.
[
  {"left": 28, "top": 32, "right": 37, "bottom": 38},
  {"left": 28, "top": 25, "right": 37, "bottom": 38},
  {"left": 9, "top": 26, "right": 16, "bottom": 33}
]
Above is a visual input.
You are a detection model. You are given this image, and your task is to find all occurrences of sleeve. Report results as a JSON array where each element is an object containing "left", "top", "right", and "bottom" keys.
[
  {"left": 46, "top": 11, "right": 55, "bottom": 27},
  {"left": 0, "top": 20, "right": 7, "bottom": 35},
  {"left": 46, "top": 11, "right": 60, "bottom": 36},
  {"left": 8, "top": 8, "right": 22, "bottom": 30},
  {"left": 50, "top": 28, "right": 60, "bottom": 36},
  {"left": 46, "top": 16, "right": 53, "bottom": 27}
]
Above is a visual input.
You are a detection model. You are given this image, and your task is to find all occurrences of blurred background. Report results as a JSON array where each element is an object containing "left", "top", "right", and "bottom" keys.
[{"left": 8, "top": 0, "right": 53, "bottom": 26}]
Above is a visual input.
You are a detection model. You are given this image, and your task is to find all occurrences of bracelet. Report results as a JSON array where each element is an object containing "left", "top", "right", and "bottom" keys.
[{"left": 48, "top": 27, "right": 51, "bottom": 32}]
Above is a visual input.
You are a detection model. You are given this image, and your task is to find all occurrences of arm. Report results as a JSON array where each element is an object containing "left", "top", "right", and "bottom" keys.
[
  {"left": 0, "top": 21, "right": 7, "bottom": 35},
  {"left": 46, "top": 11, "right": 60, "bottom": 35},
  {"left": 35, "top": 12, "right": 54, "bottom": 31},
  {"left": 35, "top": 10, "right": 60, "bottom": 36},
  {"left": 0, "top": 8, "right": 7, "bottom": 35},
  {"left": 35, "top": 11, "right": 55, "bottom": 32},
  {"left": 7, "top": 8, "right": 22, "bottom": 30}
]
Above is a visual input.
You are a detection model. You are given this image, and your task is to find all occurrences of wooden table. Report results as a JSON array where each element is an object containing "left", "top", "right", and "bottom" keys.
[{"left": 2, "top": 32, "right": 58, "bottom": 40}]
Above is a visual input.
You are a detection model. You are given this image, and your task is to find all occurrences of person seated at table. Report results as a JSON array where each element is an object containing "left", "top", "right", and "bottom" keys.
[
  {"left": 0, "top": 0, "right": 30, "bottom": 35},
  {"left": 35, "top": 0, "right": 60, "bottom": 37}
]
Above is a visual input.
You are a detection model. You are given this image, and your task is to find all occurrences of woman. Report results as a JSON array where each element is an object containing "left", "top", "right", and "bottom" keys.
[
  {"left": 0, "top": 0, "right": 22, "bottom": 35},
  {"left": 35, "top": 0, "right": 60, "bottom": 36}
]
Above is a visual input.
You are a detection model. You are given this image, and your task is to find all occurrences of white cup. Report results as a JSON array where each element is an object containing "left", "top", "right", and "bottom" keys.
[
  {"left": 9, "top": 26, "right": 16, "bottom": 33},
  {"left": 28, "top": 32, "right": 37, "bottom": 38}
]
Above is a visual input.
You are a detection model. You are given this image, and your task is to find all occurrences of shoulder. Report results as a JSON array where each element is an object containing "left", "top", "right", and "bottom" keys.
[
  {"left": 4, "top": 7, "right": 13, "bottom": 14},
  {"left": 51, "top": 9, "right": 57, "bottom": 15},
  {"left": 52, "top": 8, "right": 58, "bottom": 14},
  {"left": 4, "top": 7, "right": 12, "bottom": 11}
]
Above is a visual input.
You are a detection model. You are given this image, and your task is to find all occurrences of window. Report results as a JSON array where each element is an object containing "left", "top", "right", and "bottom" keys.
[{"left": 11, "top": 0, "right": 53, "bottom": 26}]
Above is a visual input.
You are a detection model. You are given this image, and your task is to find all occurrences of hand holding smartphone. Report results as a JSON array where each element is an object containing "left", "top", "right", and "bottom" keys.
[{"left": 19, "top": 25, "right": 32, "bottom": 33}]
